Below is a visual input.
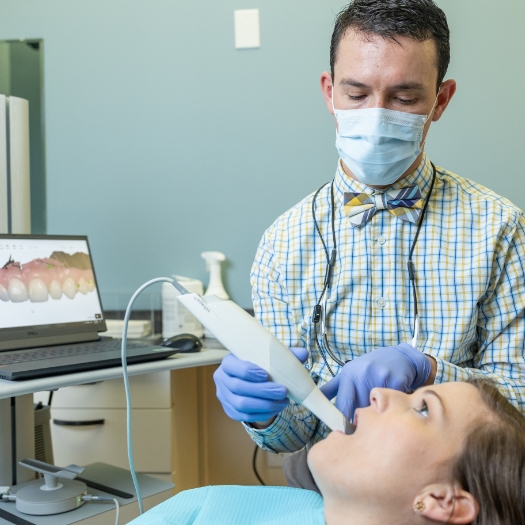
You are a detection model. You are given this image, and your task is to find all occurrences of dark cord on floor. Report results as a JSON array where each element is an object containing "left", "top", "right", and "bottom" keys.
[{"left": 252, "top": 445, "right": 266, "bottom": 485}]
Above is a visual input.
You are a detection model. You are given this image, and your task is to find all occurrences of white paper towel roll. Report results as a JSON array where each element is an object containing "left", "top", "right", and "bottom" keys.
[{"left": 162, "top": 275, "right": 204, "bottom": 339}]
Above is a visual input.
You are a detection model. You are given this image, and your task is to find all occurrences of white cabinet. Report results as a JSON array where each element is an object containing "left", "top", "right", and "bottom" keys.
[
  {"left": 34, "top": 365, "right": 288, "bottom": 496},
  {"left": 34, "top": 372, "right": 173, "bottom": 480}
]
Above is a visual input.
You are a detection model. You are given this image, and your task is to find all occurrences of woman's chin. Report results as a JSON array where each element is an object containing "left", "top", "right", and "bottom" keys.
[
  {"left": 306, "top": 441, "right": 323, "bottom": 484},
  {"left": 307, "top": 431, "right": 346, "bottom": 491}
]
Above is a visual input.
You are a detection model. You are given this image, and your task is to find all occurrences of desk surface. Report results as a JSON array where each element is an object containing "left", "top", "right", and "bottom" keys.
[{"left": 0, "top": 347, "right": 228, "bottom": 399}]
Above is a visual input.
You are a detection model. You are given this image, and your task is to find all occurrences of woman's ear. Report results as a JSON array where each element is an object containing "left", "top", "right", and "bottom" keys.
[{"left": 413, "top": 483, "right": 479, "bottom": 524}]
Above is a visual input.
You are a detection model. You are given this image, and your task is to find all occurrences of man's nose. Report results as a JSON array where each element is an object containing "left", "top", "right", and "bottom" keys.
[{"left": 370, "top": 95, "right": 389, "bottom": 109}]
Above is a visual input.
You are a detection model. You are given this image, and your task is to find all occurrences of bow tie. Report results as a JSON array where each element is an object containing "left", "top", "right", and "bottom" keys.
[{"left": 344, "top": 185, "right": 423, "bottom": 227}]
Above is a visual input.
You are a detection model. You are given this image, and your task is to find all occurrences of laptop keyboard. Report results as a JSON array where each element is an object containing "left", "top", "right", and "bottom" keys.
[{"left": 0, "top": 340, "right": 149, "bottom": 366}]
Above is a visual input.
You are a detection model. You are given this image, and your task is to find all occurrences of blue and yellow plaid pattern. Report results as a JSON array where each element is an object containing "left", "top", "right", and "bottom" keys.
[
  {"left": 344, "top": 185, "right": 424, "bottom": 226},
  {"left": 245, "top": 155, "right": 525, "bottom": 454}
]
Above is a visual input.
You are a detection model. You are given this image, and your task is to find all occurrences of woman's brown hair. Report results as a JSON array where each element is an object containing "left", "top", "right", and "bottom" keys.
[{"left": 452, "top": 378, "right": 525, "bottom": 525}]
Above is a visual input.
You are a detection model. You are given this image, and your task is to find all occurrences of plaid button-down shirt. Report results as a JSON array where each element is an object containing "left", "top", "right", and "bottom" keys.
[{"left": 245, "top": 155, "right": 525, "bottom": 453}]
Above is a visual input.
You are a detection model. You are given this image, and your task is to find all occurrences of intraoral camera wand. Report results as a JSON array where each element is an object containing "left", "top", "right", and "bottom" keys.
[{"left": 171, "top": 279, "right": 355, "bottom": 435}]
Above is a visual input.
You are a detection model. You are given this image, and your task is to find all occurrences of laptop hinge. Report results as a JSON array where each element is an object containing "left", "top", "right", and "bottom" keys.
[{"left": 0, "top": 332, "right": 100, "bottom": 352}]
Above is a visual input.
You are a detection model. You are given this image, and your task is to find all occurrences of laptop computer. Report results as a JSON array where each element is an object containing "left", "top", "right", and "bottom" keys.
[{"left": 0, "top": 234, "right": 178, "bottom": 380}]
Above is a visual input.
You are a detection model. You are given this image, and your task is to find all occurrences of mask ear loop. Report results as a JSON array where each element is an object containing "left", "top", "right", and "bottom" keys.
[
  {"left": 425, "top": 95, "right": 439, "bottom": 124},
  {"left": 419, "top": 95, "right": 440, "bottom": 150}
]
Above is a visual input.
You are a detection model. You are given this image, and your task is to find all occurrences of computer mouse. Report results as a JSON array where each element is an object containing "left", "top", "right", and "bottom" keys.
[{"left": 161, "top": 333, "right": 202, "bottom": 353}]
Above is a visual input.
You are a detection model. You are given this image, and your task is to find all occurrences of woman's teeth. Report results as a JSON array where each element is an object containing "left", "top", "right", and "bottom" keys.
[
  {"left": 77, "top": 277, "right": 88, "bottom": 295},
  {"left": 0, "top": 258, "right": 96, "bottom": 303},
  {"left": 2, "top": 276, "right": 95, "bottom": 302},
  {"left": 1, "top": 277, "right": 96, "bottom": 302},
  {"left": 49, "top": 280, "right": 62, "bottom": 300},
  {"left": 8, "top": 278, "right": 29, "bottom": 302},
  {"left": 62, "top": 277, "right": 77, "bottom": 299},
  {"left": 28, "top": 279, "right": 49, "bottom": 302}
]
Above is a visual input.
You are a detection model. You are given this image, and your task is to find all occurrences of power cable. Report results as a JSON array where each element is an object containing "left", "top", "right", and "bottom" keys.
[{"left": 252, "top": 445, "right": 266, "bottom": 485}]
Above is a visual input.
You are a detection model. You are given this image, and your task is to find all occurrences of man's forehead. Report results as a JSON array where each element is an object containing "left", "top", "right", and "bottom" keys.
[
  {"left": 341, "top": 28, "right": 435, "bottom": 54},
  {"left": 339, "top": 77, "right": 425, "bottom": 91},
  {"left": 335, "top": 28, "right": 439, "bottom": 83}
]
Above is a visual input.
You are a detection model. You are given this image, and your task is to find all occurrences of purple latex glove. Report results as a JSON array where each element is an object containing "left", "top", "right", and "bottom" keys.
[
  {"left": 320, "top": 343, "right": 431, "bottom": 422},
  {"left": 213, "top": 347, "right": 309, "bottom": 423}
]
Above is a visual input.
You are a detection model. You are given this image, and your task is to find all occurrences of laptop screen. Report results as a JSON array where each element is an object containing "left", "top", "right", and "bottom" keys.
[{"left": 0, "top": 235, "right": 105, "bottom": 337}]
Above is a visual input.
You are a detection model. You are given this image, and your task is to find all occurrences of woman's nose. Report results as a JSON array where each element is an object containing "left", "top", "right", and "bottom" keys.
[
  {"left": 370, "top": 387, "right": 389, "bottom": 413},
  {"left": 370, "top": 387, "right": 405, "bottom": 413}
]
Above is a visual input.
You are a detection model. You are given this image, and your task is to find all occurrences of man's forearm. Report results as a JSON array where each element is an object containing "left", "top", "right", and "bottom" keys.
[
  {"left": 249, "top": 417, "right": 276, "bottom": 430},
  {"left": 432, "top": 355, "right": 525, "bottom": 412},
  {"left": 243, "top": 404, "right": 321, "bottom": 453}
]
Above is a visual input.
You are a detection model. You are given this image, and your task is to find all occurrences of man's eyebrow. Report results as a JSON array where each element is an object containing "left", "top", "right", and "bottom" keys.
[
  {"left": 424, "top": 389, "right": 447, "bottom": 417},
  {"left": 338, "top": 79, "right": 425, "bottom": 91},
  {"left": 339, "top": 78, "right": 369, "bottom": 88},
  {"left": 390, "top": 82, "right": 425, "bottom": 91}
]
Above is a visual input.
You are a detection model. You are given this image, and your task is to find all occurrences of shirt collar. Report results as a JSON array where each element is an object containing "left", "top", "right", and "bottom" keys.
[{"left": 333, "top": 154, "right": 435, "bottom": 208}]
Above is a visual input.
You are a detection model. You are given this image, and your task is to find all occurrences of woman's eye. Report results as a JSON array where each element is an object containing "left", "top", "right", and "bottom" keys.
[{"left": 416, "top": 400, "right": 429, "bottom": 418}]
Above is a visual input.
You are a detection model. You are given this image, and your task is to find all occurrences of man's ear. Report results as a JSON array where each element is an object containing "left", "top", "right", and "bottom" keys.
[
  {"left": 413, "top": 483, "right": 479, "bottom": 524},
  {"left": 320, "top": 71, "right": 335, "bottom": 115},
  {"left": 432, "top": 79, "right": 456, "bottom": 122}
]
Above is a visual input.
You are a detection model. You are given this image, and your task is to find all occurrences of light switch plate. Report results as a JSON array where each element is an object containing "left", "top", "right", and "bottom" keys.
[{"left": 234, "top": 9, "right": 260, "bottom": 49}]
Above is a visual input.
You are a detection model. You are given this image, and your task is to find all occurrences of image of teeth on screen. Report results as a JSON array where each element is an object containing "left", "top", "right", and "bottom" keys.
[{"left": 0, "top": 239, "right": 103, "bottom": 330}]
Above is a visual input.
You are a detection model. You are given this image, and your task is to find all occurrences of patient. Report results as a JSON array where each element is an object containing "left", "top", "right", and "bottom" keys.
[{"left": 130, "top": 379, "right": 525, "bottom": 525}]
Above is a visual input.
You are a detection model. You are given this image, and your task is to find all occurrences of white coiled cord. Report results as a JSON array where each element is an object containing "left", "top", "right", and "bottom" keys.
[{"left": 121, "top": 277, "right": 179, "bottom": 515}]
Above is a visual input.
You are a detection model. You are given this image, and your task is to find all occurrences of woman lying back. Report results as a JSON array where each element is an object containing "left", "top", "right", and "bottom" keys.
[{"left": 130, "top": 379, "right": 525, "bottom": 525}]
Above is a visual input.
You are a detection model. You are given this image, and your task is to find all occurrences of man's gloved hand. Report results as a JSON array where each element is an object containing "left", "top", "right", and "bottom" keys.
[
  {"left": 320, "top": 343, "right": 431, "bottom": 422},
  {"left": 213, "top": 347, "right": 309, "bottom": 423}
]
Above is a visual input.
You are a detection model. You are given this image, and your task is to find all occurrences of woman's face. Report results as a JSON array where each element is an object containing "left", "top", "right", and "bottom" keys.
[{"left": 308, "top": 382, "right": 489, "bottom": 511}]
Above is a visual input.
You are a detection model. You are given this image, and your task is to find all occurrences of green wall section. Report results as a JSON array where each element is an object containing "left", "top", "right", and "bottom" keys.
[
  {"left": 0, "top": 42, "right": 11, "bottom": 96},
  {"left": 0, "top": 0, "right": 523, "bottom": 307}
]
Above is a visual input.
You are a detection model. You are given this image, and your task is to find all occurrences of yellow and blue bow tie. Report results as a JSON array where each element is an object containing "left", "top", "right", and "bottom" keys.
[{"left": 344, "top": 185, "right": 423, "bottom": 227}]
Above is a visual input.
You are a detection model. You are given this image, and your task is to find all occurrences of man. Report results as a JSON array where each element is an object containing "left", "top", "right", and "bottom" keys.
[{"left": 214, "top": 0, "right": 525, "bottom": 461}]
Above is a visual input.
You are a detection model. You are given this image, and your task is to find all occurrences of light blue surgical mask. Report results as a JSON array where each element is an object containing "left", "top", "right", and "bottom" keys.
[{"left": 333, "top": 96, "right": 437, "bottom": 187}]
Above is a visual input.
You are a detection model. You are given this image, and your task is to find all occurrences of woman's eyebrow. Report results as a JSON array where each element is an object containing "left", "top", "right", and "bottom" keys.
[{"left": 424, "top": 389, "right": 447, "bottom": 418}]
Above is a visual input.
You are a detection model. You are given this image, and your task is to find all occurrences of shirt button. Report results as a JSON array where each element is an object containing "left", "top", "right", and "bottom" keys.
[
  {"left": 376, "top": 236, "right": 386, "bottom": 246},
  {"left": 377, "top": 298, "right": 387, "bottom": 308}
]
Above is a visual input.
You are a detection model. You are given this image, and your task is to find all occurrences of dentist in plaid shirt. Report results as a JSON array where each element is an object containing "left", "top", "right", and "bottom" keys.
[{"left": 214, "top": 0, "right": 525, "bottom": 465}]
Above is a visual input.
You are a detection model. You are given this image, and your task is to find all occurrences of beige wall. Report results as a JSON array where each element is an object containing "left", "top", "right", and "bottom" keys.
[{"left": 171, "top": 365, "right": 287, "bottom": 493}]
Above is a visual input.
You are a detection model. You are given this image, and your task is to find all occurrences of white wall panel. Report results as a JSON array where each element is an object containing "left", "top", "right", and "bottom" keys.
[
  {"left": 8, "top": 96, "right": 30, "bottom": 234},
  {"left": 0, "top": 95, "right": 7, "bottom": 234}
]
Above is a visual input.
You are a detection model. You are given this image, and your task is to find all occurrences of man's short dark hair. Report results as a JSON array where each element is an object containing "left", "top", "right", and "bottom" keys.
[{"left": 330, "top": 0, "right": 450, "bottom": 91}]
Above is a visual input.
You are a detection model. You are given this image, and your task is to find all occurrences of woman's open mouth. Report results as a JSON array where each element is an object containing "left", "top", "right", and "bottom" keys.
[{"left": 353, "top": 409, "right": 359, "bottom": 429}]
